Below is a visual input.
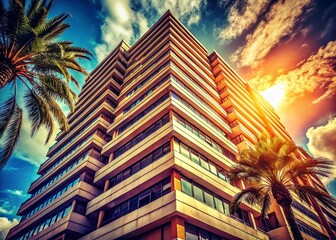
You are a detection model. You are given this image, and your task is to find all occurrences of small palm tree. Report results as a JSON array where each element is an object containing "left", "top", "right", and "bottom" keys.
[
  {"left": 0, "top": 0, "right": 91, "bottom": 168},
  {"left": 230, "top": 134, "right": 336, "bottom": 240}
]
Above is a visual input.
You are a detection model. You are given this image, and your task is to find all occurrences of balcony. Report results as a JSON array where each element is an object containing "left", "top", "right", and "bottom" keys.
[
  {"left": 20, "top": 156, "right": 104, "bottom": 214},
  {"left": 82, "top": 191, "right": 269, "bottom": 240}
]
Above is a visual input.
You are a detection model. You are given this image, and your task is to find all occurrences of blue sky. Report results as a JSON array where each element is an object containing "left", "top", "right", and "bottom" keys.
[{"left": 0, "top": 0, "right": 335, "bottom": 237}]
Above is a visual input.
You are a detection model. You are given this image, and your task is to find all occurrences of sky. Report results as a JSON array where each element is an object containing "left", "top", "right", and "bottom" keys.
[{"left": 0, "top": 0, "right": 335, "bottom": 238}]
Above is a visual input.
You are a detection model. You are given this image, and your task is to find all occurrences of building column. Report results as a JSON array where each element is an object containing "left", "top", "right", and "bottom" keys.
[
  {"left": 71, "top": 199, "right": 76, "bottom": 212},
  {"left": 248, "top": 212, "right": 257, "bottom": 229},
  {"left": 104, "top": 179, "right": 110, "bottom": 192},
  {"left": 171, "top": 169, "right": 181, "bottom": 191},
  {"left": 171, "top": 216, "right": 185, "bottom": 240},
  {"left": 96, "top": 210, "right": 105, "bottom": 229},
  {"left": 108, "top": 152, "right": 114, "bottom": 163}
]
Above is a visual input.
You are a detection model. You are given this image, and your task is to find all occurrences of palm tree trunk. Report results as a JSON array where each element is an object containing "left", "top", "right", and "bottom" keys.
[
  {"left": 281, "top": 203, "right": 304, "bottom": 240},
  {"left": 0, "top": 61, "right": 15, "bottom": 88}
]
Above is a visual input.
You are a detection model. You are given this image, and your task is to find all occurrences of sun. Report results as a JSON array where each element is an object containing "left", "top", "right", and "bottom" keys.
[{"left": 260, "top": 83, "right": 286, "bottom": 109}]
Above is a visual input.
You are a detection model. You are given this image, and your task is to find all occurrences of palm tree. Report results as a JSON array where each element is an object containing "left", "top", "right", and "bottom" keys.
[
  {"left": 229, "top": 134, "right": 336, "bottom": 240},
  {"left": 0, "top": 0, "right": 92, "bottom": 168}
]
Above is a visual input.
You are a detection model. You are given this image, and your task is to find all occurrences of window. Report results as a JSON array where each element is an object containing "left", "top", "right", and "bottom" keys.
[
  {"left": 112, "top": 206, "right": 120, "bottom": 219},
  {"left": 209, "top": 163, "right": 218, "bottom": 175},
  {"left": 204, "top": 192, "right": 215, "bottom": 208},
  {"left": 120, "top": 202, "right": 129, "bottom": 216},
  {"left": 199, "top": 229, "right": 210, "bottom": 240},
  {"left": 109, "top": 143, "right": 170, "bottom": 189},
  {"left": 104, "top": 178, "right": 171, "bottom": 226},
  {"left": 174, "top": 139, "right": 235, "bottom": 188},
  {"left": 193, "top": 186, "right": 204, "bottom": 202},
  {"left": 214, "top": 197, "right": 224, "bottom": 213},
  {"left": 190, "top": 149, "right": 200, "bottom": 165},
  {"left": 162, "top": 178, "right": 171, "bottom": 195},
  {"left": 151, "top": 184, "right": 162, "bottom": 201},
  {"left": 180, "top": 143, "right": 190, "bottom": 158},
  {"left": 132, "top": 163, "right": 140, "bottom": 174},
  {"left": 129, "top": 196, "right": 139, "bottom": 212},
  {"left": 181, "top": 179, "right": 193, "bottom": 196},
  {"left": 153, "top": 148, "right": 162, "bottom": 160},
  {"left": 223, "top": 201, "right": 230, "bottom": 215},
  {"left": 123, "top": 168, "right": 131, "bottom": 179},
  {"left": 123, "top": 76, "right": 169, "bottom": 114},
  {"left": 139, "top": 189, "right": 151, "bottom": 207},
  {"left": 185, "top": 224, "right": 198, "bottom": 240},
  {"left": 200, "top": 155, "right": 209, "bottom": 170},
  {"left": 185, "top": 223, "right": 222, "bottom": 240},
  {"left": 114, "top": 114, "right": 169, "bottom": 158}
]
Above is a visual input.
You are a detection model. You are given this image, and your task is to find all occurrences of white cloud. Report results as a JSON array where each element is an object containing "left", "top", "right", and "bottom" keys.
[
  {"left": 0, "top": 201, "right": 15, "bottom": 216},
  {"left": 0, "top": 217, "right": 18, "bottom": 240},
  {"left": 218, "top": 0, "right": 269, "bottom": 41},
  {"left": 5, "top": 189, "right": 25, "bottom": 197},
  {"left": 94, "top": 0, "right": 149, "bottom": 62},
  {"left": 250, "top": 41, "right": 336, "bottom": 104},
  {"left": 231, "top": 0, "right": 311, "bottom": 68},
  {"left": 13, "top": 112, "right": 58, "bottom": 167},
  {"left": 306, "top": 117, "right": 336, "bottom": 162},
  {"left": 147, "top": 0, "right": 206, "bottom": 26},
  {"left": 306, "top": 117, "right": 336, "bottom": 184},
  {"left": 94, "top": 0, "right": 206, "bottom": 62}
]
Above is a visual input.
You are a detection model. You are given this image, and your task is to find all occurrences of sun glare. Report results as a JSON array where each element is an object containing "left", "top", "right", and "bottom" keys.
[{"left": 260, "top": 83, "right": 286, "bottom": 108}]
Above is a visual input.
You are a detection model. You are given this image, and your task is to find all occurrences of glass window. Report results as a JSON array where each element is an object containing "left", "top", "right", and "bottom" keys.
[
  {"left": 162, "top": 178, "right": 171, "bottom": 195},
  {"left": 193, "top": 186, "right": 204, "bottom": 203},
  {"left": 180, "top": 143, "right": 190, "bottom": 158},
  {"left": 44, "top": 218, "right": 51, "bottom": 229},
  {"left": 156, "top": 120, "right": 163, "bottom": 129},
  {"left": 162, "top": 142, "right": 170, "bottom": 155},
  {"left": 209, "top": 163, "right": 218, "bottom": 175},
  {"left": 152, "top": 148, "right": 162, "bottom": 160},
  {"left": 199, "top": 229, "right": 210, "bottom": 240},
  {"left": 116, "top": 173, "right": 123, "bottom": 184},
  {"left": 223, "top": 201, "right": 230, "bottom": 215},
  {"left": 200, "top": 156, "right": 209, "bottom": 170},
  {"left": 181, "top": 179, "right": 193, "bottom": 196},
  {"left": 63, "top": 206, "right": 71, "bottom": 217},
  {"left": 151, "top": 183, "right": 162, "bottom": 201},
  {"left": 50, "top": 215, "right": 57, "bottom": 225},
  {"left": 146, "top": 154, "right": 154, "bottom": 164},
  {"left": 186, "top": 123, "right": 193, "bottom": 133},
  {"left": 204, "top": 192, "right": 215, "bottom": 208},
  {"left": 185, "top": 224, "right": 198, "bottom": 240},
  {"left": 112, "top": 206, "right": 120, "bottom": 219},
  {"left": 214, "top": 197, "right": 224, "bottom": 213},
  {"left": 139, "top": 189, "right": 151, "bottom": 207},
  {"left": 174, "top": 140, "right": 180, "bottom": 152},
  {"left": 61, "top": 187, "right": 67, "bottom": 195},
  {"left": 124, "top": 142, "right": 131, "bottom": 151},
  {"left": 110, "top": 177, "right": 116, "bottom": 187},
  {"left": 123, "top": 168, "right": 131, "bottom": 179},
  {"left": 140, "top": 158, "right": 148, "bottom": 168},
  {"left": 120, "top": 202, "right": 129, "bottom": 216},
  {"left": 190, "top": 150, "right": 200, "bottom": 165},
  {"left": 129, "top": 196, "right": 139, "bottom": 212},
  {"left": 132, "top": 162, "right": 140, "bottom": 174},
  {"left": 56, "top": 211, "right": 64, "bottom": 222}
]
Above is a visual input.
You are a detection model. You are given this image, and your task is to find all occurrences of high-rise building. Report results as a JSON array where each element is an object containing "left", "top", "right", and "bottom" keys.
[{"left": 6, "top": 11, "right": 335, "bottom": 240}]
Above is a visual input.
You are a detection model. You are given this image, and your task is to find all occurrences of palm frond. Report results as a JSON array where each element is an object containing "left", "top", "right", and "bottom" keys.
[
  {"left": 0, "top": 96, "right": 15, "bottom": 138},
  {"left": 24, "top": 89, "right": 54, "bottom": 141},
  {"left": 230, "top": 187, "right": 265, "bottom": 213},
  {"left": 0, "top": 103, "right": 22, "bottom": 169},
  {"left": 260, "top": 193, "right": 271, "bottom": 219},
  {"left": 293, "top": 185, "right": 336, "bottom": 212}
]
